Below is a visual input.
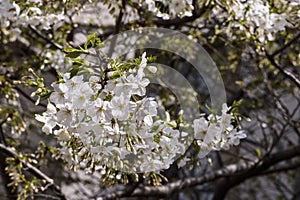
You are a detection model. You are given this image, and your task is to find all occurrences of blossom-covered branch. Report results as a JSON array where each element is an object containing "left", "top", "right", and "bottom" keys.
[
  {"left": 0, "top": 144, "right": 66, "bottom": 200},
  {"left": 96, "top": 144, "right": 300, "bottom": 199}
]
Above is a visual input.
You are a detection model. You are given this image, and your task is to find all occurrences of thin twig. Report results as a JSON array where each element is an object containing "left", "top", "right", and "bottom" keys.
[
  {"left": 264, "top": 49, "right": 300, "bottom": 88},
  {"left": 15, "top": 86, "right": 47, "bottom": 108},
  {"left": 0, "top": 144, "right": 66, "bottom": 200},
  {"left": 270, "top": 32, "right": 300, "bottom": 58},
  {"left": 107, "top": 0, "right": 126, "bottom": 57},
  {"left": 0, "top": 116, "right": 9, "bottom": 146},
  {"left": 28, "top": 25, "right": 63, "bottom": 50}
]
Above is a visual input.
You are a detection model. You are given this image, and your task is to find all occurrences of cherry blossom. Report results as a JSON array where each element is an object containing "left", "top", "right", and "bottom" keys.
[
  {"left": 36, "top": 51, "right": 246, "bottom": 173},
  {"left": 230, "top": 0, "right": 290, "bottom": 41}
]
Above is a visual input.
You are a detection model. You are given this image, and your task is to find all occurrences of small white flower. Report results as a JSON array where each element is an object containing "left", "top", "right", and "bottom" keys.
[
  {"left": 72, "top": 82, "right": 94, "bottom": 108},
  {"left": 35, "top": 114, "right": 56, "bottom": 134},
  {"left": 145, "top": 0, "right": 156, "bottom": 13},
  {"left": 56, "top": 104, "right": 74, "bottom": 127},
  {"left": 87, "top": 99, "right": 112, "bottom": 122},
  {"left": 143, "top": 115, "right": 153, "bottom": 127},
  {"left": 169, "top": 0, "right": 186, "bottom": 17},
  {"left": 193, "top": 117, "right": 208, "bottom": 140},
  {"left": 50, "top": 83, "right": 69, "bottom": 108},
  {"left": 35, "top": 103, "right": 57, "bottom": 134},
  {"left": 147, "top": 65, "right": 157, "bottom": 73},
  {"left": 114, "top": 76, "right": 139, "bottom": 96},
  {"left": 111, "top": 94, "right": 135, "bottom": 121},
  {"left": 140, "top": 158, "right": 164, "bottom": 172},
  {"left": 65, "top": 75, "right": 84, "bottom": 92},
  {"left": 12, "top": 2, "right": 20, "bottom": 16},
  {"left": 134, "top": 97, "right": 158, "bottom": 122}
]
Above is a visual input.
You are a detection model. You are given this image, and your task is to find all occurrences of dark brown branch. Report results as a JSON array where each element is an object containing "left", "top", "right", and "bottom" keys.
[
  {"left": 15, "top": 86, "right": 47, "bottom": 108},
  {"left": 0, "top": 150, "right": 16, "bottom": 199},
  {"left": 0, "top": 116, "right": 9, "bottom": 146},
  {"left": 264, "top": 49, "right": 300, "bottom": 88},
  {"left": 213, "top": 144, "right": 300, "bottom": 200},
  {"left": 259, "top": 161, "right": 300, "bottom": 176},
  {"left": 98, "top": 144, "right": 300, "bottom": 199},
  {"left": 96, "top": 183, "right": 139, "bottom": 200},
  {"left": 107, "top": 0, "right": 126, "bottom": 57},
  {"left": 76, "top": 3, "right": 209, "bottom": 50},
  {"left": 151, "top": 5, "right": 210, "bottom": 27},
  {"left": 270, "top": 32, "right": 300, "bottom": 58},
  {"left": 28, "top": 25, "right": 63, "bottom": 50}
]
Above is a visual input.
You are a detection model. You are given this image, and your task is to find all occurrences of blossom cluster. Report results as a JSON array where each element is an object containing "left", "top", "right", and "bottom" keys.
[
  {"left": 139, "top": 0, "right": 194, "bottom": 19},
  {"left": 36, "top": 52, "right": 246, "bottom": 173},
  {"left": 36, "top": 53, "right": 184, "bottom": 173},
  {"left": 231, "top": 0, "right": 290, "bottom": 41},
  {"left": 0, "top": 0, "right": 65, "bottom": 37},
  {"left": 193, "top": 104, "right": 247, "bottom": 158}
]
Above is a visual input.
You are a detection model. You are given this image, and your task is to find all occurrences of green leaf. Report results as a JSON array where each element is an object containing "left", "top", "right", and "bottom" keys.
[
  {"left": 39, "top": 91, "right": 53, "bottom": 101},
  {"left": 85, "top": 33, "right": 95, "bottom": 49},
  {"left": 232, "top": 99, "right": 243, "bottom": 107},
  {"left": 56, "top": 71, "right": 65, "bottom": 83},
  {"left": 205, "top": 104, "right": 216, "bottom": 116},
  {"left": 71, "top": 57, "right": 86, "bottom": 65},
  {"left": 63, "top": 47, "right": 88, "bottom": 58},
  {"left": 147, "top": 56, "right": 157, "bottom": 63},
  {"left": 110, "top": 72, "right": 122, "bottom": 79},
  {"left": 70, "top": 65, "right": 80, "bottom": 78},
  {"left": 255, "top": 148, "right": 262, "bottom": 157},
  {"left": 104, "top": 94, "right": 113, "bottom": 101},
  {"left": 84, "top": 33, "right": 102, "bottom": 49}
]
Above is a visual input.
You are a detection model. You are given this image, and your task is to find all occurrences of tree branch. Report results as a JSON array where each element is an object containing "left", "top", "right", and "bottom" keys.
[
  {"left": 98, "top": 144, "right": 300, "bottom": 199},
  {"left": 15, "top": 86, "right": 47, "bottom": 108},
  {"left": 259, "top": 161, "right": 300, "bottom": 176},
  {"left": 107, "top": 0, "right": 126, "bottom": 57},
  {"left": 151, "top": 5, "right": 210, "bottom": 27},
  {"left": 264, "top": 49, "right": 300, "bottom": 88},
  {"left": 0, "top": 144, "right": 66, "bottom": 200},
  {"left": 270, "top": 32, "right": 300, "bottom": 58},
  {"left": 28, "top": 25, "right": 63, "bottom": 50},
  {"left": 213, "top": 143, "right": 300, "bottom": 200}
]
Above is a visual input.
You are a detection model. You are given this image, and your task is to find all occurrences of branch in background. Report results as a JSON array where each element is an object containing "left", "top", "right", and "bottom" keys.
[
  {"left": 96, "top": 183, "right": 139, "bottom": 200},
  {"left": 107, "top": 0, "right": 126, "bottom": 57},
  {"left": 270, "top": 32, "right": 300, "bottom": 58},
  {"left": 151, "top": 5, "right": 210, "bottom": 27},
  {"left": 213, "top": 143, "right": 300, "bottom": 200},
  {"left": 0, "top": 116, "right": 9, "bottom": 146},
  {"left": 0, "top": 123, "right": 16, "bottom": 199},
  {"left": 265, "top": 49, "right": 300, "bottom": 88},
  {"left": 97, "top": 144, "right": 300, "bottom": 199},
  {"left": 75, "top": 3, "right": 209, "bottom": 50},
  {"left": 28, "top": 25, "right": 63, "bottom": 50},
  {"left": 0, "top": 144, "right": 66, "bottom": 200},
  {"left": 259, "top": 161, "right": 300, "bottom": 176},
  {"left": 15, "top": 86, "right": 47, "bottom": 108}
]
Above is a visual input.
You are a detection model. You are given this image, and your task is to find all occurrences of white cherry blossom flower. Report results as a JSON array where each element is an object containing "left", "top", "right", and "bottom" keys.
[
  {"left": 169, "top": 0, "right": 186, "bottom": 17},
  {"left": 72, "top": 82, "right": 94, "bottom": 108},
  {"left": 193, "top": 117, "right": 208, "bottom": 140},
  {"left": 111, "top": 94, "right": 136, "bottom": 120},
  {"left": 54, "top": 129, "right": 71, "bottom": 141},
  {"left": 87, "top": 98, "right": 112, "bottom": 122},
  {"left": 56, "top": 104, "right": 75, "bottom": 127},
  {"left": 35, "top": 103, "right": 57, "bottom": 134},
  {"left": 50, "top": 83, "right": 69, "bottom": 108},
  {"left": 65, "top": 75, "right": 84, "bottom": 92}
]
